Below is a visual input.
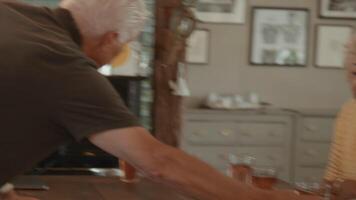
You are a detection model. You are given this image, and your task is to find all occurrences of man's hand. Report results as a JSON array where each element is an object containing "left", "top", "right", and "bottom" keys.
[
  {"left": 335, "top": 180, "right": 356, "bottom": 200},
  {"left": 269, "top": 190, "right": 322, "bottom": 200}
]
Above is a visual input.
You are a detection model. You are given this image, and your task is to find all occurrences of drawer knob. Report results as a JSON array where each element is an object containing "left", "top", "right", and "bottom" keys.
[
  {"left": 193, "top": 131, "right": 204, "bottom": 137},
  {"left": 268, "top": 131, "right": 279, "bottom": 137},
  {"left": 267, "top": 156, "right": 276, "bottom": 161},
  {"left": 279, "top": 166, "right": 284, "bottom": 172},
  {"left": 218, "top": 153, "right": 228, "bottom": 161},
  {"left": 304, "top": 150, "right": 318, "bottom": 157},
  {"left": 241, "top": 131, "right": 252, "bottom": 137},
  {"left": 219, "top": 129, "right": 233, "bottom": 137},
  {"left": 305, "top": 125, "right": 318, "bottom": 132}
]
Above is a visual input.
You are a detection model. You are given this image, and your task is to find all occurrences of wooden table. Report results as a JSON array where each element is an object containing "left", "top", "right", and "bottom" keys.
[
  {"left": 17, "top": 176, "right": 294, "bottom": 200},
  {"left": 17, "top": 176, "right": 191, "bottom": 200}
]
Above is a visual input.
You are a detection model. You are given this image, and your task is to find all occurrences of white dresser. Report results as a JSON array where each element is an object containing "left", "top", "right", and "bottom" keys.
[
  {"left": 180, "top": 109, "right": 338, "bottom": 183},
  {"left": 181, "top": 109, "right": 295, "bottom": 182}
]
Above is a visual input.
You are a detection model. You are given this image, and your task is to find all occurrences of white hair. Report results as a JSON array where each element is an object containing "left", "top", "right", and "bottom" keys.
[{"left": 59, "top": 0, "right": 149, "bottom": 43}]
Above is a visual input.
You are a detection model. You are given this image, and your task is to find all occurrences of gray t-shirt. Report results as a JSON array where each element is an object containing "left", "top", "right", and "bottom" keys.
[{"left": 0, "top": 1, "right": 141, "bottom": 185}]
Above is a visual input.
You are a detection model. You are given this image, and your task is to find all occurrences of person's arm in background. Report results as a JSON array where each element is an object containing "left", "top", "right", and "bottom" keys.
[
  {"left": 90, "top": 127, "right": 321, "bottom": 200},
  {"left": 323, "top": 106, "right": 356, "bottom": 200},
  {"left": 322, "top": 114, "right": 341, "bottom": 198},
  {"left": 324, "top": 114, "right": 343, "bottom": 183}
]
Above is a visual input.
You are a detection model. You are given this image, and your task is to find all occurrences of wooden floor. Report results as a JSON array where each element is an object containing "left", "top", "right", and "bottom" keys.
[{"left": 17, "top": 176, "right": 191, "bottom": 200}]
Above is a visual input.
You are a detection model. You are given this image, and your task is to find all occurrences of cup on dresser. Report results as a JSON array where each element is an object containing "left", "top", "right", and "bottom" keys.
[
  {"left": 252, "top": 167, "right": 278, "bottom": 190},
  {"left": 228, "top": 154, "right": 255, "bottom": 185},
  {"left": 119, "top": 160, "right": 139, "bottom": 183}
]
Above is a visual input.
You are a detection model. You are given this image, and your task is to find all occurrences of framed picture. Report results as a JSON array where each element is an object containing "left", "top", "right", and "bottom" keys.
[
  {"left": 22, "top": 0, "right": 59, "bottom": 7},
  {"left": 250, "top": 7, "right": 309, "bottom": 67},
  {"left": 193, "top": 0, "right": 246, "bottom": 24},
  {"left": 320, "top": 0, "right": 356, "bottom": 19},
  {"left": 186, "top": 29, "right": 210, "bottom": 64},
  {"left": 315, "top": 25, "right": 353, "bottom": 69}
]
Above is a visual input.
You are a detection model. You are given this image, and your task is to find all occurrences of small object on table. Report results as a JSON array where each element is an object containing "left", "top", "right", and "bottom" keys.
[
  {"left": 204, "top": 93, "right": 262, "bottom": 110},
  {"left": 119, "top": 160, "right": 139, "bottom": 183},
  {"left": 252, "top": 167, "right": 278, "bottom": 190},
  {"left": 0, "top": 183, "right": 14, "bottom": 194}
]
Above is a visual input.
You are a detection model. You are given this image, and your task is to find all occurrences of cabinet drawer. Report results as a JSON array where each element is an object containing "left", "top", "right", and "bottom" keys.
[
  {"left": 237, "top": 147, "right": 290, "bottom": 181},
  {"left": 295, "top": 167, "right": 325, "bottom": 183},
  {"left": 183, "top": 121, "right": 238, "bottom": 145},
  {"left": 236, "top": 122, "right": 287, "bottom": 146},
  {"left": 301, "top": 117, "right": 335, "bottom": 142},
  {"left": 235, "top": 147, "right": 288, "bottom": 170},
  {"left": 296, "top": 143, "right": 331, "bottom": 167}
]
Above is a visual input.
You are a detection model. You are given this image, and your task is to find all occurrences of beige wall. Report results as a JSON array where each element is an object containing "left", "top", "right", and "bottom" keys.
[{"left": 185, "top": 0, "right": 355, "bottom": 109}]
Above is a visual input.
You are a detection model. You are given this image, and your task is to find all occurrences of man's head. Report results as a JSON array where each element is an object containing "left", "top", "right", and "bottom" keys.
[
  {"left": 60, "top": 0, "right": 148, "bottom": 66},
  {"left": 345, "top": 35, "right": 356, "bottom": 97}
]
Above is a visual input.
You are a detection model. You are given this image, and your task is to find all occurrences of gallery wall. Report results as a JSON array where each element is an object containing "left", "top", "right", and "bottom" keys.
[{"left": 185, "top": 0, "right": 356, "bottom": 110}]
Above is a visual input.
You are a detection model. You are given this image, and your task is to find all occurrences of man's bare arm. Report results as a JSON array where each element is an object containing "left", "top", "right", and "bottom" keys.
[
  {"left": 89, "top": 127, "right": 321, "bottom": 200},
  {"left": 339, "top": 180, "right": 356, "bottom": 200}
]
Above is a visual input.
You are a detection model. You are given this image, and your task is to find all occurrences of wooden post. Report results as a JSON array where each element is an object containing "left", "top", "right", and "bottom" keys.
[{"left": 153, "top": 0, "right": 183, "bottom": 147}]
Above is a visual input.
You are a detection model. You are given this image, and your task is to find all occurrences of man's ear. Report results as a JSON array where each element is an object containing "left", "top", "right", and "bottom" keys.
[{"left": 100, "top": 32, "right": 119, "bottom": 46}]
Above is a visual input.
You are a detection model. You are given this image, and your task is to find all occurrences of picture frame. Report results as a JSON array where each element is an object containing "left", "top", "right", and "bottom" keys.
[
  {"left": 186, "top": 29, "right": 210, "bottom": 64},
  {"left": 250, "top": 7, "right": 309, "bottom": 67},
  {"left": 320, "top": 0, "right": 356, "bottom": 19},
  {"left": 22, "top": 0, "right": 59, "bottom": 7},
  {"left": 315, "top": 25, "right": 353, "bottom": 69},
  {"left": 193, "top": 0, "right": 246, "bottom": 24}
]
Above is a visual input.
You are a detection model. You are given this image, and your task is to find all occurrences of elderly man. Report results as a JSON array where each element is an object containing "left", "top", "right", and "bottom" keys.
[
  {"left": 0, "top": 0, "right": 321, "bottom": 200},
  {"left": 324, "top": 36, "right": 356, "bottom": 200}
]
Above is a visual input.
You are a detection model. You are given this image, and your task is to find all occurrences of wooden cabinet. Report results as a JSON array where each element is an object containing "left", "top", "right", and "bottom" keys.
[{"left": 180, "top": 109, "right": 337, "bottom": 183}]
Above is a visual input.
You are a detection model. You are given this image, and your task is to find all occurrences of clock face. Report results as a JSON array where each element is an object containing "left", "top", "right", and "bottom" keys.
[{"left": 170, "top": 7, "right": 196, "bottom": 39}]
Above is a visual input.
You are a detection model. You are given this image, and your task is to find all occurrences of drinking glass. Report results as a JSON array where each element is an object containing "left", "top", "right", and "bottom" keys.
[
  {"left": 228, "top": 154, "right": 255, "bottom": 185},
  {"left": 119, "top": 160, "right": 139, "bottom": 183},
  {"left": 252, "top": 167, "right": 278, "bottom": 190}
]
